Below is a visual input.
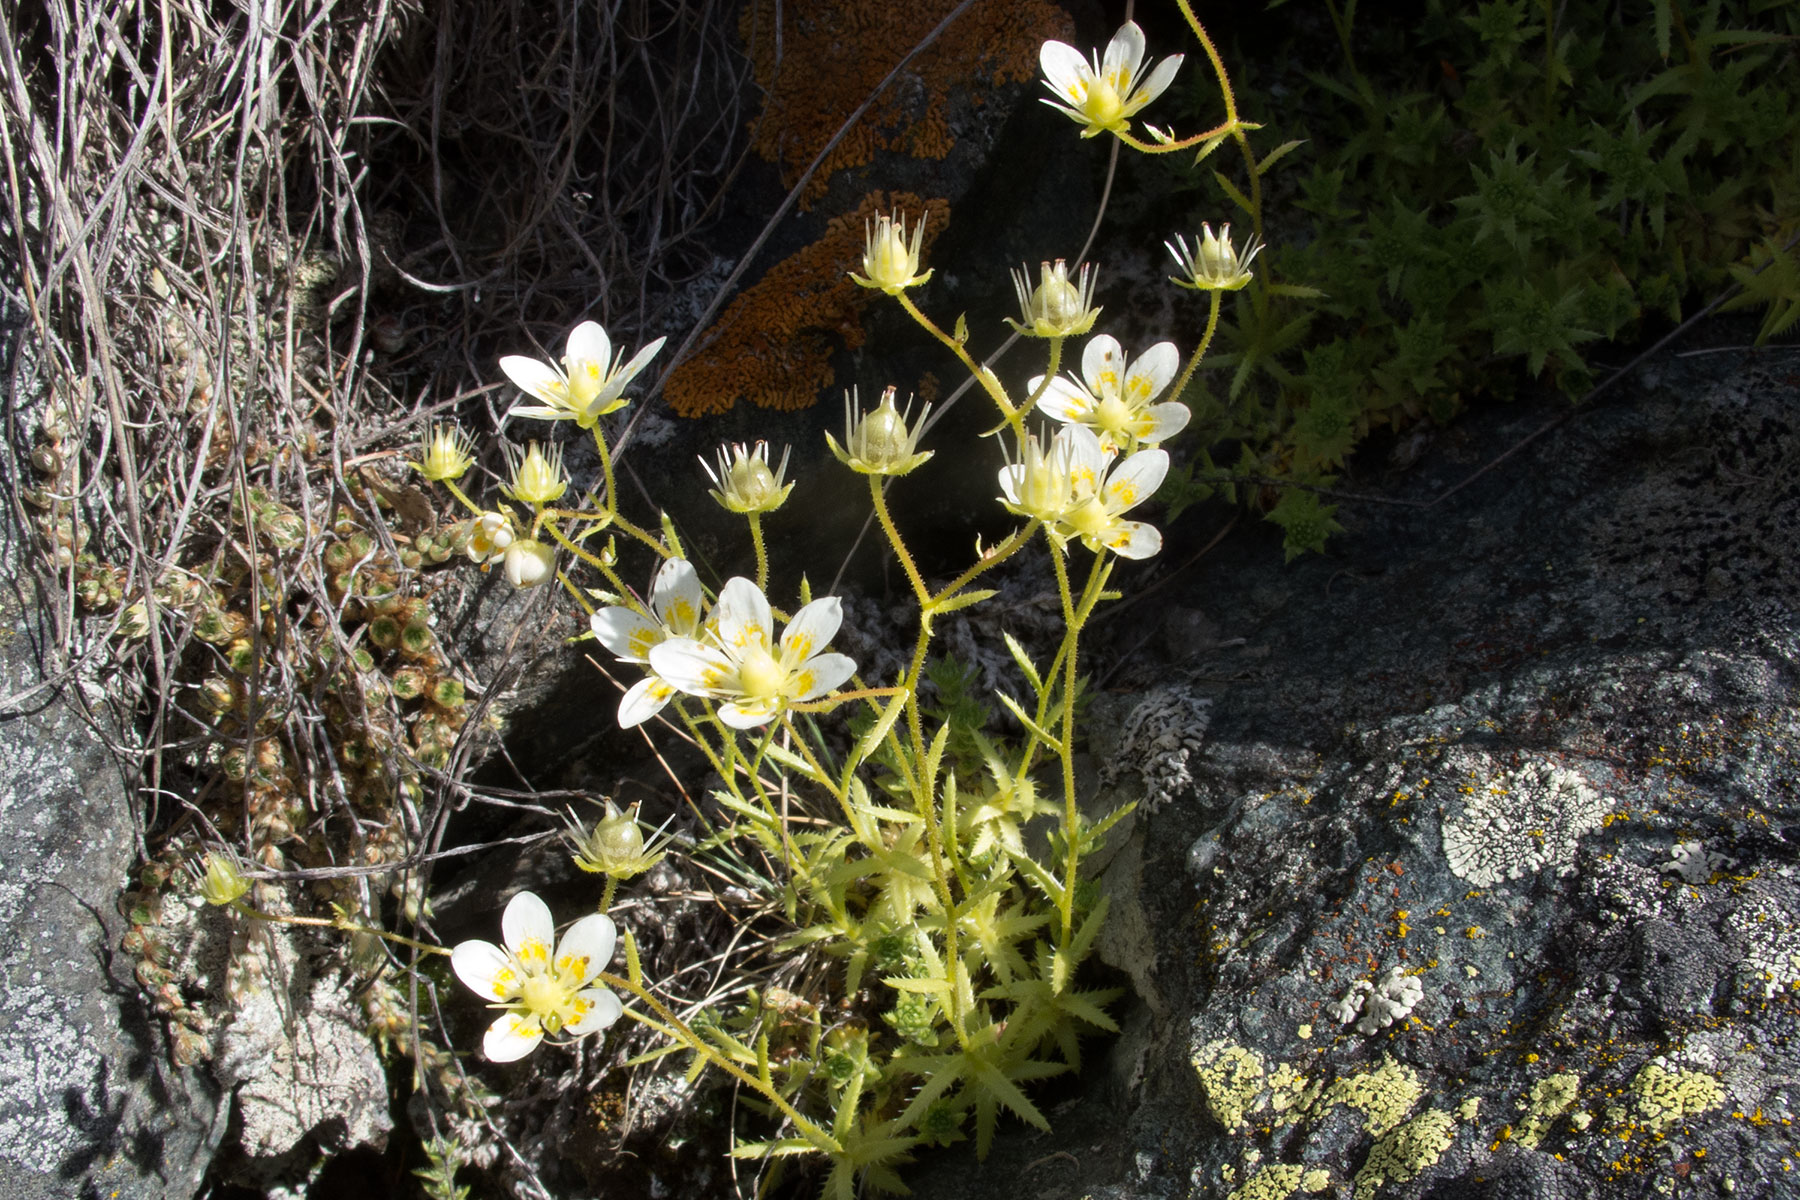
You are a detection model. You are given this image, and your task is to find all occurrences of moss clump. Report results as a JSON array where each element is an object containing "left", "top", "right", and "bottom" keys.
[{"left": 1353, "top": 1108, "right": 1456, "bottom": 1200}]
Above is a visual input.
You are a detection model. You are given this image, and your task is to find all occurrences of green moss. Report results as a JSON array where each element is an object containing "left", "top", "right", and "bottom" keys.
[
  {"left": 1353, "top": 1108, "right": 1456, "bottom": 1200},
  {"left": 1327, "top": 1054, "right": 1423, "bottom": 1137}
]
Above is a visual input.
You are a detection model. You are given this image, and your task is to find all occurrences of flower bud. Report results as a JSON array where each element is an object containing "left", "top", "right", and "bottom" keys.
[
  {"left": 502, "top": 538, "right": 557, "bottom": 588},
  {"left": 1006, "top": 260, "right": 1100, "bottom": 337},
  {"left": 198, "top": 852, "right": 251, "bottom": 907},
  {"left": 501, "top": 441, "right": 569, "bottom": 506},
  {"left": 702, "top": 441, "right": 793, "bottom": 515},
  {"left": 413, "top": 423, "right": 474, "bottom": 482},
  {"left": 564, "top": 801, "right": 673, "bottom": 881},
  {"left": 826, "top": 386, "right": 934, "bottom": 476}
]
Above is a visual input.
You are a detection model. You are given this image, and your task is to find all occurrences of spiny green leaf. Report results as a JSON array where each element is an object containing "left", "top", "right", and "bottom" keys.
[
  {"left": 927, "top": 587, "right": 997, "bottom": 617},
  {"left": 1002, "top": 632, "right": 1041, "bottom": 693},
  {"left": 995, "top": 692, "right": 1062, "bottom": 755}
]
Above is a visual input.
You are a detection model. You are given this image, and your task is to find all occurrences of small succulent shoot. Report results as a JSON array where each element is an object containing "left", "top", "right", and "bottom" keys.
[
  {"left": 197, "top": 851, "right": 252, "bottom": 907},
  {"left": 413, "top": 423, "right": 475, "bottom": 482},
  {"left": 1006, "top": 259, "right": 1100, "bottom": 338},
  {"left": 1166, "top": 223, "right": 1263, "bottom": 292},
  {"left": 564, "top": 799, "right": 673, "bottom": 881},
  {"left": 849, "top": 210, "right": 933, "bottom": 295},
  {"left": 701, "top": 441, "right": 794, "bottom": 515},
  {"left": 827, "top": 386, "right": 934, "bottom": 476},
  {"left": 501, "top": 441, "right": 570, "bottom": 507}
]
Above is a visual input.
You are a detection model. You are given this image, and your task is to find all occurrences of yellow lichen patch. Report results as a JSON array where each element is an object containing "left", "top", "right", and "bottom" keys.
[
  {"left": 1631, "top": 1063, "right": 1725, "bottom": 1134},
  {"left": 664, "top": 192, "right": 949, "bottom": 417},
  {"left": 1327, "top": 1054, "right": 1424, "bottom": 1137},
  {"left": 1228, "top": 1163, "right": 1304, "bottom": 1200},
  {"left": 1354, "top": 1109, "right": 1457, "bottom": 1200},
  {"left": 1301, "top": 1168, "right": 1332, "bottom": 1193},
  {"left": 1193, "top": 1040, "right": 1269, "bottom": 1134},
  {"left": 1516, "top": 1072, "right": 1581, "bottom": 1148},
  {"left": 740, "top": 0, "right": 1071, "bottom": 208}
]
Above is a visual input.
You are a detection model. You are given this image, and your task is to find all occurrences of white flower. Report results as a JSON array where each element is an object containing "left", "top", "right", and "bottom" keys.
[
  {"left": 413, "top": 423, "right": 474, "bottom": 482},
  {"left": 702, "top": 441, "right": 794, "bottom": 514},
  {"left": 502, "top": 538, "right": 556, "bottom": 588},
  {"left": 826, "top": 386, "right": 934, "bottom": 476},
  {"left": 1167, "top": 223, "right": 1263, "bottom": 292},
  {"left": 998, "top": 425, "right": 1167, "bottom": 559},
  {"left": 590, "top": 558, "right": 707, "bottom": 728},
  {"left": 1038, "top": 21, "right": 1183, "bottom": 139},
  {"left": 450, "top": 891, "right": 622, "bottom": 1062},
  {"left": 648, "top": 577, "right": 856, "bottom": 730},
  {"left": 849, "top": 210, "right": 932, "bottom": 295},
  {"left": 1030, "top": 333, "right": 1187, "bottom": 452},
  {"left": 1006, "top": 259, "right": 1100, "bottom": 338},
  {"left": 501, "top": 441, "right": 569, "bottom": 506},
  {"left": 500, "top": 321, "right": 666, "bottom": 429},
  {"left": 466, "top": 511, "right": 514, "bottom": 564}
]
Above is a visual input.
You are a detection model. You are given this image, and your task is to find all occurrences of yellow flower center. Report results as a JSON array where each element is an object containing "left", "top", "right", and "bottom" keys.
[
  {"left": 737, "top": 646, "right": 785, "bottom": 701},
  {"left": 1094, "top": 394, "right": 1134, "bottom": 441},
  {"left": 520, "top": 973, "right": 568, "bottom": 1028},
  {"left": 1066, "top": 497, "right": 1112, "bottom": 539},
  {"left": 1084, "top": 76, "right": 1125, "bottom": 128}
]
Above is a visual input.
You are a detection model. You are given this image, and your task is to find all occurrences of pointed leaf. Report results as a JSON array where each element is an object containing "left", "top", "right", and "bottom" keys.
[
  {"left": 1003, "top": 632, "right": 1042, "bottom": 693},
  {"left": 1211, "top": 170, "right": 1256, "bottom": 217},
  {"left": 995, "top": 692, "right": 1062, "bottom": 755},
  {"left": 926, "top": 588, "right": 998, "bottom": 617},
  {"left": 1257, "top": 138, "right": 1306, "bottom": 175}
]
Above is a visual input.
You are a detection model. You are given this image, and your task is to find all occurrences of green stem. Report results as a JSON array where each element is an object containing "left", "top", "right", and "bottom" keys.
[
  {"left": 441, "top": 478, "right": 484, "bottom": 518},
  {"left": 599, "top": 877, "right": 619, "bottom": 914},
  {"left": 748, "top": 513, "right": 769, "bottom": 593},
  {"left": 870, "top": 476, "right": 929, "bottom": 605},
  {"left": 1170, "top": 291, "right": 1224, "bottom": 405},
  {"left": 230, "top": 902, "right": 448, "bottom": 957},
  {"left": 894, "top": 291, "right": 1018, "bottom": 430},
  {"left": 598, "top": 970, "right": 841, "bottom": 1153}
]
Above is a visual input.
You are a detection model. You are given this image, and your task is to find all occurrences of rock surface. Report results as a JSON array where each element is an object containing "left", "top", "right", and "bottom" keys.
[
  {"left": 899, "top": 345, "right": 1800, "bottom": 1200},
  {"left": 0, "top": 375, "right": 225, "bottom": 1197}
]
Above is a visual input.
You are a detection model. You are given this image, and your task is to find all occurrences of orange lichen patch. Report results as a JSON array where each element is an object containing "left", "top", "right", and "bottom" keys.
[
  {"left": 664, "top": 192, "right": 950, "bottom": 417},
  {"left": 740, "top": 0, "right": 1072, "bottom": 208}
]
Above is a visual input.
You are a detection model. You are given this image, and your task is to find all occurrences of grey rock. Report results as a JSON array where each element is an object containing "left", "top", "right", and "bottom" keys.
[{"left": 903, "top": 348, "right": 1800, "bottom": 1199}]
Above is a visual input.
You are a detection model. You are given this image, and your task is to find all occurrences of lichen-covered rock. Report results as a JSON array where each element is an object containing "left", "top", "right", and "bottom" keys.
[
  {"left": 900, "top": 348, "right": 1800, "bottom": 1200},
  {"left": 0, "top": 309, "right": 223, "bottom": 1199}
]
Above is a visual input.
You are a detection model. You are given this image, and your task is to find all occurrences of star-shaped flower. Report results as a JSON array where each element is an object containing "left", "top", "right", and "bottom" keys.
[
  {"left": 500, "top": 321, "right": 666, "bottom": 429},
  {"left": 590, "top": 558, "right": 708, "bottom": 728},
  {"left": 999, "top": 425, "right": 1168, "bottom": 559},
  {"left": 1030, "top": 333, "right": 1187, "bottom": 452},
  {"left": 1038, "top": 21, "right": 1183, "bottom": 139},
  {"left": 648, "top": 578, "right": 856, "bottom": 730},
  {"left": 450, "top": 891, "right": 621, "bottom": 1062}
]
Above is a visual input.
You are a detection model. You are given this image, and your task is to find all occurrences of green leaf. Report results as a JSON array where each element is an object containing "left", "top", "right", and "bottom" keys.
[
  {"left": 884, "top": 975, "right": 952, "bottom": 995},
  {"left": 1652, "top": 0, "right": 1672, "bottom": 59},
  {"left": 954, "top": 313, "right": 969, "bottom": 344},
  {"left": 1257, "top": 138, "right": 1307, "bottom": 175},
  {"left": 848, "top": 690, "right": 907, "bottom": 776},
  {"left": 730, "top": 1138, "right": 824, "bottom": 1159},
  {"left": 994, "top": 692, "right": 1062, "bottom": 755},
  {"left": 1212, "top": 169, "right": 1256, "bottom": 217},
  {"left": 623, "top": 928, "right": 643, "bottom": 987},
  {"left": 927, "top": 587, "right": 998, "bottom": 617},
  {"left": 1002, "top": 632, "right": 1042, "bottom": 693}
]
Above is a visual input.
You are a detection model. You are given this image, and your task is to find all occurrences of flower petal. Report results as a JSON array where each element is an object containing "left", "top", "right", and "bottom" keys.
[
  {"left": 499, "top": 356, "right": 566, "bottom": 405},
  {"left": 1134, "top": 54, "right": 1184, "bottom": 107},
  {"left": 1125, "top": 340, "right": 1179, "bottom": 402},
  {"left": 787, "top": 652, "right": 857, "bottom": 702},
  {"left": 1143, "top": 401, "right": 1191, "bottom": 445},
  {"left": 1104, "top": 21, "right": 1147, "bottom": 84},
  {"left": 712, "top": 577, "right": 773, "bottom": 655},
  {"left": 554, "top": 913, "right": 617, "bottom": 987},
  {"left": 1034, "top": 375, "right": 1095, "bottom": 424},
  {"left": 484, "top": 1012, "right": 544, "bottom": 1062},
  {"left": 650, "top": 557, "right": 703, "bottom": 635},
  {"left": 780, "top": 596, "right": 843, "bottom": 667},
  {"left": 591, "top": 606, "right": 662, "bottom": 662},
  {"left": 1103, "top": 519, "right": 1163, "bottom": 560},
  {"left": 565, "top": 986, "right": 624, "bottom": 1035},
  {"left": 648, "top": 637, "right": 737, "bottom": 696},
  {"left": 614, "top": 336, "right": 667, "bottom": 386},
  {"left": 450, "top": 938, "right": 515, "bottom": 1001},
  {"left": 565, "top": 321, "right": 612, "bottom": 371},
  {"left": 1080, "top": 333, "right": 1124, "bottom": 393},
  {"left": 1039, "top": 40, "right": 1092, "bottom": 104},
  {"left": 617, "top": 674, "right": 677, "bottom": 728},
  {"left": 1104, "top": 447, "right": 1170, "bottom": 512},
  {"left": 502, "top": 891, "right": 556, "bottom": 962},
  {"left": 718, "top": 698, "right": 781, "bottom": 729}
]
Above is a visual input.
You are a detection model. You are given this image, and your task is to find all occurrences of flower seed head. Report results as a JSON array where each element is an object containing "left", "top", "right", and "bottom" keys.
[
  {"left": 850, "top": 210, "right": 933, "bottom": 295},
  {"left": 827, "top": 386, "right": 934, "bottom": 476},
  {"left": 1007, "top": 259, "right": 1100, "bottom": 338},
  {"left": 1167, "top": 223, "right": 1263, "bottom": 292},
  {"left": 502, "top": 440, "right": 569, "bottom": 506},
  {"left": 702, "top": 441, "right": 794, "bottom": 515},
  {"left": 414, "top": 423, "right": 474, "bottom": 482}
]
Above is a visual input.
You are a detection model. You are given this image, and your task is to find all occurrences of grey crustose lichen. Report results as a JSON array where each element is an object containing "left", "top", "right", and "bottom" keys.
[{"left": 1440, "top": 757, "right": 1610, "bottom": 887}]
